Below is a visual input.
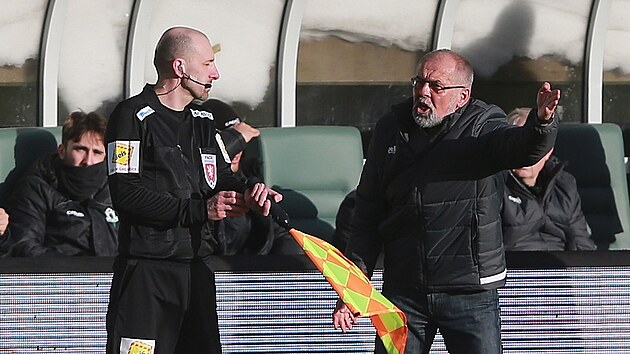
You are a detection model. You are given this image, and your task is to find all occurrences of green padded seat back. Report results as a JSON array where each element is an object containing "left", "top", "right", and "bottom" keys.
[
  {"left": 553, "top": 123, "right": 630, "bottom": 249},
  {"left": 0, "top": 127, "right": 62, "bottom": 205},
  {"left": 252, "top": 126, "right": 363, "bottom": 241}
]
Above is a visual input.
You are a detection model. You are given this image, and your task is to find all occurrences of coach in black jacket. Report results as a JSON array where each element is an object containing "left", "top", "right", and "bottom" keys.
[
  {"left": 7, "top": 111, "right": 118, "bottom": 257},
  {"left": 333, "top": 49, "right": 561, "bottom": 354}
]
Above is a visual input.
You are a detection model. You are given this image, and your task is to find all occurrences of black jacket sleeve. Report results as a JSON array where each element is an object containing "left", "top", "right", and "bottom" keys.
[{"left": 478, "top": 106, "right": 558, "bottom": 171}]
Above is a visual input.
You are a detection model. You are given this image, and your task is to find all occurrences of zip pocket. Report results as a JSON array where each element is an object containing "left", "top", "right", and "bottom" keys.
[{"left": 471, "top": 211, "right": 479, "bottom": 265}]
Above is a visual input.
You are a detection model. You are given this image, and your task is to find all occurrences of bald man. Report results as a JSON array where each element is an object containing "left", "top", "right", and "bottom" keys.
[
  {"left": 104, "top": 26, "right": 281, "bottom": 354},
  {"left": 333, "top": 49, "right": 560, "bottom": 354}
]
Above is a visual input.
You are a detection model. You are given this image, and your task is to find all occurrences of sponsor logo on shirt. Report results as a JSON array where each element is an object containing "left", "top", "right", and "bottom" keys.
[
  {"left": 105, "top": 207, "right": 119, "bottom": 224},
  {"left": 108, "top": 141, "right": 140, "bottom": 175},
  {"left": 508, "top": 195, "right": 522, "bottom": 204},
  {"left": 387, "top": 145, "right": 396, "bottom": 154},
  {"left": 120, "top": 337, "right": 155, "bottom": 354},
  {"left": 220, "top": 117, "right": 241, "bottom": 128},
  {"left": 66, "top": 210, "right": 85, "bottom": 218},
  {"left": 190, "top": 109, "right": 213, "bottom": 119},
  {"left": 200, "top": 152, "right": 217, "bottom": 189},
  {"left": 136, "top": 106, "right": 155, "bottom": 121}
]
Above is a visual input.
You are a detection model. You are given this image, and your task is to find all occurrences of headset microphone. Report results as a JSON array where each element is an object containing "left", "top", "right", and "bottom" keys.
[
  {"left": 180, "top": 65, "right": 212, "bottom": 89},
  {"left": 185, "top": 74, "right": 213, "bottom": 89}
]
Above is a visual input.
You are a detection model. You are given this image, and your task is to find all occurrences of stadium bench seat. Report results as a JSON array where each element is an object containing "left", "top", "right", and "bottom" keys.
[
  {"left": 244, "top": 126, "right": 363, "bottom": 242},
  {"left": 0, "top": 127, "right": 61, "bottom": 205},
  {"left": 554, "top": 123, "right": 630, "bottom": 250}
]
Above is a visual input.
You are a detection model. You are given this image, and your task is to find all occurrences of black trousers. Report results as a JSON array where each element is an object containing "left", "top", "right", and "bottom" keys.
[{"left": 106, "top": 258, "right": 221, "bottom": 354}]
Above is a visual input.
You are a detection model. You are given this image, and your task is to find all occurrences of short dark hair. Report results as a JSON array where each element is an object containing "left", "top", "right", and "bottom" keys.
[{"left": 61, "top": 111, "right": 107, "bottom": 146}]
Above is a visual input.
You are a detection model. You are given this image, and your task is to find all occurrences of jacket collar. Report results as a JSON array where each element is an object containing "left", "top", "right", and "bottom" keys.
[{"left": 391, "top": 97, "right": 472, "bottom": 154}]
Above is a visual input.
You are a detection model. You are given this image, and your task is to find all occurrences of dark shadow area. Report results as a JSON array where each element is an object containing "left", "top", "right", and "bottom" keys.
[
  {"left": 458, "top": 1, "right": 583, "bottom": 123},
  {"left": 270, "top": 186, "right": 335, "bottom": 242},
  {"left": 4, "top": 251, "right": 630, "bottom": 274},
  {"left": 296, "top": 84, "right": 409, "bottom": 156},
  {"left": 553, "top": 124, "right": 624, "bottom": 249},
  {"left": 618, "top": 122, "right": 630, "bottom": 157},
  {"left": 614, "top": 122, "right": 630, "bottom": 207},
  {"left": 505, "top": 250, "right": 629, "bottom": 269},
  {"left": 0, "top": 128, "right": 59, "bottom": 206},
  {"left": 460, "top": 1, "right": 535, "bottom": 80},
  {"left": 461, "top": 2, "right": 548, "bottom": 116},
  {"left": 0, "top": 59, "right": 38, "bottom": 128}
]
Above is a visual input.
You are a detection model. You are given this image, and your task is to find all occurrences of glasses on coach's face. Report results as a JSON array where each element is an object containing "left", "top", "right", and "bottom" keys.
[{"left": 411, "top": 76, "right": 466, "bottom": 94}]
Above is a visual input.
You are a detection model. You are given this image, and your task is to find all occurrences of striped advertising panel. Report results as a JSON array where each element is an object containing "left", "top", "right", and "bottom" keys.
[{"left": 1, "top": 257, "right": 630, "bottom": 353}]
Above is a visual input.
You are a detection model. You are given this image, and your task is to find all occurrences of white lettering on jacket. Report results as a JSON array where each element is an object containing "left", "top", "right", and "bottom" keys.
[
  {"left": 136, "top": 106, "right": 155, "bottom": 121},
  {"left": 190, "top": 109, "right": 213, "bottom": 119},
  {"left": 508, "top": 195, "right": 522, "bottom": 204},
  {"left": 66, "top": 210, "right": 85, "bottom": 218}
]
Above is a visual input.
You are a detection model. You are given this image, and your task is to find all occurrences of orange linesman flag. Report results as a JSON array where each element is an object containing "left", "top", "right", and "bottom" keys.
[
  {"left": 245, "top": 177, "right": 407, "bottom": 353},
  {"left": 290, "top": 228, "right": 408, "bottom": 354}
]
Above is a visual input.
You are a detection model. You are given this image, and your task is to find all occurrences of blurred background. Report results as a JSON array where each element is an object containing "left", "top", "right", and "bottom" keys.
[{"left": 1, "top": 0, "right": 628, "bottom": 155}]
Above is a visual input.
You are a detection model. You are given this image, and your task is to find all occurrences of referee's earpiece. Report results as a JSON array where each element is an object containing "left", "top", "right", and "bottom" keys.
[{"left": 178, "top": 64, "right": 186, "bottom": 76}]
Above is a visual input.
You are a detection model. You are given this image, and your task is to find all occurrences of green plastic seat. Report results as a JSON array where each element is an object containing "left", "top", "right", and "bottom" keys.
[
  {"left": 246, "top": 126, "right": 363, "bottom": 242},
  {"left": 554, "top": 123, "right": 630, "bottom": 250},
  {"left": 0, "top": 127, "right": 62, "bottom": 204}
]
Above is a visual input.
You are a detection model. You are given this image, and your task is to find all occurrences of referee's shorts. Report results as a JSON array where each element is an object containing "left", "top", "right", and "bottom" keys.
[{"left": 106, "top": 258, "right": 221, "bottom": 354}]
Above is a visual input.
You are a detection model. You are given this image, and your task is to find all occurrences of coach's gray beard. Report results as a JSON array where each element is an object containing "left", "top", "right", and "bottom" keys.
[{"left": 413, "top": 111, "right": 444, "bottom": 128}]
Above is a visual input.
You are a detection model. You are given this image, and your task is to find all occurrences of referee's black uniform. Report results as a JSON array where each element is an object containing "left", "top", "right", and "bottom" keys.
[{"left": 105, "top": 84, "right": 244, "bottom": 354}]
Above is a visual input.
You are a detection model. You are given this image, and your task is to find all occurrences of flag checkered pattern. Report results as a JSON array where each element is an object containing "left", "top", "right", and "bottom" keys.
[{"left": 290, "top": 229, "right": 407, "bottom": 354}]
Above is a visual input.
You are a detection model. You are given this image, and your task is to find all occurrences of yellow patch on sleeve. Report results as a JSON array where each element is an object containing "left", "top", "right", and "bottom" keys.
[
  {"left": 120, "top": 337, "right": 155, "bottom": 354},
  {"left": 108, "top": 140, "right": 140, "bottom": 175}
]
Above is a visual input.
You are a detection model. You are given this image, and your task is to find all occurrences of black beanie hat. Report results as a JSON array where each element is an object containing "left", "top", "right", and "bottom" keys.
[
  {"left": 202, "top": 98, "right": 243, "bottom": 129},
  {"left": 202, "top": 99, "right": 248, "bottom": 161},
  {"left": 218, "top": 127, "right": 247, "bottom": 161}
]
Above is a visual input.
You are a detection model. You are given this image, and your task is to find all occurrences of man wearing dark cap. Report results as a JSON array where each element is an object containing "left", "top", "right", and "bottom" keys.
[
  {"left": 202, "top": 98, "right": 260, "bottom": 172},
  {"left": 202, "top": 98, "right": 302, "bottom": 255}
]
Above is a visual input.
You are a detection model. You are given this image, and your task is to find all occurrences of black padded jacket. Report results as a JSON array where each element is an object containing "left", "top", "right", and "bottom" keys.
[
  {"left": 502, "top": 156, "right": 596, "bottom": 251},
  {"left": 346, "top": 97, "right": 557, "bottom": 293},
  {"left": 7, "top": 154, "right": 118, "bottom": 257}
]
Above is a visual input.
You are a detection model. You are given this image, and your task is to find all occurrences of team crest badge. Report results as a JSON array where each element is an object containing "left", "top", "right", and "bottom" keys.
[{"left": 201, "top": 153, "right": 217, "bottom": 189}]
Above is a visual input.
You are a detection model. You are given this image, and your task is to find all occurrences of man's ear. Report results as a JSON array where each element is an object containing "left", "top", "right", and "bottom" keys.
[
  {"left": 57, "top": 143, "right": 66, "bottom": 159},
  {"left": 457, "top": 88, "right": 471, "bottom": 109},
  {"left": 174, "top": 59, "right": 185, "bottom": 78}
]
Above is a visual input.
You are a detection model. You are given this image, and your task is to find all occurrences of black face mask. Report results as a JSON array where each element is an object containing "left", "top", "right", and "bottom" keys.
[{"left": 56, "top": 160, "right": 107, "bottom": 201}]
